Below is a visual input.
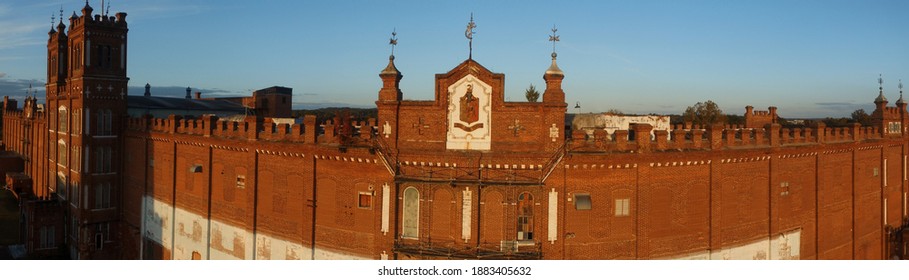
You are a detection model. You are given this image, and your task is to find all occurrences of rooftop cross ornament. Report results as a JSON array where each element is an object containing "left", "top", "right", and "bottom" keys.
[
  {"left": 549, "top": 25, "right": 560, "bottom": 57},
  {"left": 465, "top": 13, "right": 476, "bottom": 59},
  {"left": 389, "top": 29, "right": 398, "bottom": 57}
]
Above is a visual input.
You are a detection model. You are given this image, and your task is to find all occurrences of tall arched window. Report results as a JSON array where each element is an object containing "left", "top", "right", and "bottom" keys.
[
  {"left": 517, "top": 192, "right": 534, "bottom": 241},
  {"left": 402, "top": 187, "right": 420, "bottom": 239},
  {"left": 58, "top": 106, "right": 67, "bottom": 133},
  {"left": 56, "top": 172, "right": 67, "bottom": 199},
  {"left": 72, "top": 109, "right": 81, "bottom": 135},
  {"left": 57, "top": 140, "right": 67, "bottom": 167}
]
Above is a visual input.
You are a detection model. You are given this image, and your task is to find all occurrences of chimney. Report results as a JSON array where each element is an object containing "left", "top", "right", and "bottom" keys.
[
  {"left": 185, "top": 87, "right": 191, "bottom": 99},
  {"left": 195, "top": 92, "right": 201, "bottom": 99}
]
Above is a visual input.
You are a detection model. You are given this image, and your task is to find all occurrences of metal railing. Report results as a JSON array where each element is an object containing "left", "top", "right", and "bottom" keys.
[{"left": 393, "top": 239, "right": 542, "bottom": 260}]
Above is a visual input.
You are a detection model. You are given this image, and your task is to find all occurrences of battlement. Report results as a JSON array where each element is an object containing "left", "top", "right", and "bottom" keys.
[
  {"left": 568, "top": 122, "right": 881, "bottom": 153},
  {"left": 126, "top": 114, "right": 378, "bottom": 146},
  {"left": 69, "top": 8, "right": 127, "bottom": 29},
  {"left": 882, "top": 106, "right": 904, "bottom": 114}
]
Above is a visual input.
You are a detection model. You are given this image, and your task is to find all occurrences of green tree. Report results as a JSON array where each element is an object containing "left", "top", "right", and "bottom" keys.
[
  {"left": 851, "top": 109, "right": 871, "bottom": 126},
  {"left": 682, "top": 100, "right": 726, "bottom": 126},
  {"left": 524, "top": 84, "right": 540, "bottom": 102}
]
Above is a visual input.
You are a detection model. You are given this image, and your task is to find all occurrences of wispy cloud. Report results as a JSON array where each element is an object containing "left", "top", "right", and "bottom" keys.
[
  {"left": 0, "top": 78, "right": 45, "bottom": 100},
  {"left": 0, "top": 21, "right": 47, "bottom": 49}
]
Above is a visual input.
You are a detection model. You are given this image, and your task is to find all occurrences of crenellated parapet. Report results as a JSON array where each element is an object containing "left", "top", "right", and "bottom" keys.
[
  {"left": 126, "top": 114, "right": 378, "bottom": 146},
  {"left": 568, "top": 122, "right": 885, "bottom": 153}
]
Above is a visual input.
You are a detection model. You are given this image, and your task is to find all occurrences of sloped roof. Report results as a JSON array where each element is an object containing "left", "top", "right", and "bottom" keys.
[{"left": 127, "top": 96, "right": 246, "bottom": 113}]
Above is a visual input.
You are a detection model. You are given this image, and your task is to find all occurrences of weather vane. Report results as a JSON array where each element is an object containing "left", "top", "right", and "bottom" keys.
[
  {"left": 389, "top": 28, "right": 398, "bottom": 57},
  {"left": 900, "top": 79, "right": 904, "bottom": 94},
  {"left": 879, "top": 74, "right": 884, "bottom": 90},
  {"left": 549, "top": 25, "right": 560, "bottom": 57},
  {"left": 465, "top": 13, "right": 476, "bottom": 59}
]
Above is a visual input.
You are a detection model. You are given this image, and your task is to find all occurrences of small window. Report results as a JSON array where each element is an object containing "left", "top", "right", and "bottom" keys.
[
  {"left": 614, "top": 198, "right": 630, "bottom": 217},
  {"left": 873, "top": 168, "right": 880, "bottom": 177},
  {"left": 236, "top": 175, "right": 246, "bottom": 189},
  {"left": 189, "top": 164, "right": 203, "bottom": 173},
  {"left": 574, "top": 193, "right": 591, "bottom": 210},
  {"left": 358, "top": 192, "right": 372, "bottom": 209}
]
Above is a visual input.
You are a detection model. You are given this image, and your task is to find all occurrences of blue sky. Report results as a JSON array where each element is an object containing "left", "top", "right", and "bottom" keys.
[{"left": 1, "top": 0, "right": 907, "bottom": 118}]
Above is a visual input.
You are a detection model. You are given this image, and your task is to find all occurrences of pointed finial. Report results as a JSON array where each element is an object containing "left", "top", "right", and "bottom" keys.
[
  {"left": 900, "top": 79, "right": 904, "bottom": 93},
  {"left": 50, "top": 13, "right": 55, "bottom": 31},
  {"left": 549, "top": 24, "right": 560, "bottom": 58},
  {"left": 876, "top": 74, "right": 888, "bottom": 103},
  {"left": 59, "top": 6, "right": 63, "bottom": 23},
  {"left": 879, "top": 74, "right": 884, "bottom": 91},
  {"left": 465, "top": 13, "right": 476, "bottom": 59},
  {"left": 106, "top": 0, "right": 111, "bottom": 16},
  {"left": 389, "top": 28, "right": 398, "bottom": 58}
]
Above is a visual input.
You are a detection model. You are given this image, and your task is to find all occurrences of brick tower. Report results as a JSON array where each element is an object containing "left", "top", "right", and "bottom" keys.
[{"left": 47, "top": 2, "right": 129, "bottom": 259}]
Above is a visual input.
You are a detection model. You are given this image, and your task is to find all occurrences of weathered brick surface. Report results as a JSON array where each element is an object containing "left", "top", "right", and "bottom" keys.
[
  {"left": 817, "top": 151, "right": 854, "bottom": 259},
  {"left": 773, "top": 155, "right": 817, "bottom": 259}
]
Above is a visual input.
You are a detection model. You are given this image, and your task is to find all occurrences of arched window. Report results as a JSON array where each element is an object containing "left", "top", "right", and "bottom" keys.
[
  {"left": 57, "top": 140, "right": 67, "bottom": 167},
  {"left": 402, "top": 187, "right": 420, "bottom": 239},
  {"left": 72, "top": 109, "right": 81, "bottom": 135},
  {"left": 58, "top": 106, "right": 67, "bottom": 133},
  {"left": 517, "top": 192, "right": 534, "bottom": 241},
  {"left": 56, "top": 172, "right": 67, "bottom": 200}
]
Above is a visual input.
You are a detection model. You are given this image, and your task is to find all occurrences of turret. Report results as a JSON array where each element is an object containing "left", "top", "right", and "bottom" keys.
[
  {"left": 378, "top": 30, "right": 403, "bottom": 102},
  {"left": 875, "top": 74, "right": 888, "bottom": 111}
]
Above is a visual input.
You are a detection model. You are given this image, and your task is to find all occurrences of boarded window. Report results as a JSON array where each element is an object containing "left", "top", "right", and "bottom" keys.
[
  {"left": 615, "top": 198, "right": 630, "bottom": 217},
  {"left": 517, "top": 192, "right": 534, "bottom": 241},
  {"left": 358, "top": 192, "right": 372, "bottom": 209},
  {"left": 574, "top": 193, "right": 591, "bottom": 210},
  {"left": 402, "top": 187, "right": 419, "bottom": 238}
]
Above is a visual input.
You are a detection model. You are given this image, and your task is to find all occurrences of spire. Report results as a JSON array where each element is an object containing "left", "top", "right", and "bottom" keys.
[
  {"left": 144, "top": 83, "right": 151, "bottom": 97},
  {"left": 49, "top": 13, "right": 56, "bottom": 33},
  {"left": 875, "top": 74, "right": 887, "bottom": 103},
  {"left": 57, "top": 7, "right": 66, "bottom": 31},
  {"left": 465, "top": 13, "right": 476, "bottom": 60},
  {"left": 897, "top": 79, "right": 906, "bottom": 105},
  {"left": 381, "top": 29, "right": 400, "bottom": 75},
  {"left": 379, "top": 29, "right": 403, "bottom": 102},
  {"left": 82, "top": 0, "right": 93, "bottom": 17},
  {"left": 545, "top": 25, "right": 563, "bottom": 76}
]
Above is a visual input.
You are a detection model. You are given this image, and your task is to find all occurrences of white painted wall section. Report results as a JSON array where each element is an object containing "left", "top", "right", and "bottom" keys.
[{"left": 142, "top": 195, "right": 372, "bottom": 260}]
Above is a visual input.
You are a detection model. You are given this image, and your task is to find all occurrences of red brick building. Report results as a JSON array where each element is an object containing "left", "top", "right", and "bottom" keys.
[{"left": 2, "top": 4, "right": 909, "bottom": 260}]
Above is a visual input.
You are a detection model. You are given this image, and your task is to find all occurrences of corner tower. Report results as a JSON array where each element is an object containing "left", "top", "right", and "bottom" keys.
[{"left": 49, "top": 2, "right": 129, "bottom": 259}]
